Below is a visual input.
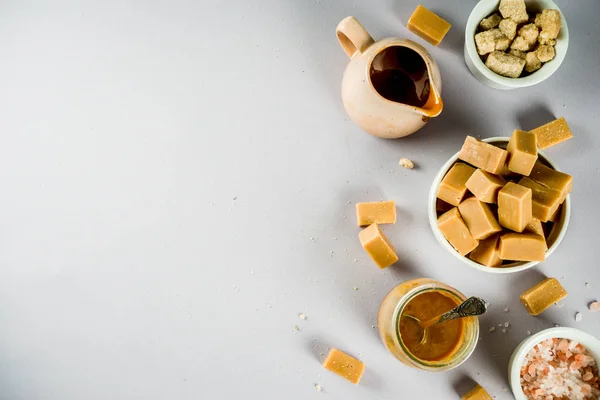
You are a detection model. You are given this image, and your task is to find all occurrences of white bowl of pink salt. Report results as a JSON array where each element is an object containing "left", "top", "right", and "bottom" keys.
[{"left": 509, "top": 327, "right": 600, "bottom": 400}]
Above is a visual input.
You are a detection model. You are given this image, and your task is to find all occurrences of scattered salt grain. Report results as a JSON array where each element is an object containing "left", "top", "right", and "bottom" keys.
[
  {"left": 353, "top": 287, "right": 358, "bottom": 291},
  {"left": 586, "top": 282, "right": 590, "bottom": 288},
  {"left": 314, "top": 383, "right": 322, "bottom": 392},
  {"left": 527, "top": 330, "right": 532, "bottom": 335},
  {"left": 504, "top": 322, "right": 510, "bottom": 328},
  {"left": 502, "top": 328, "right": 507, "bottom": 333},
  {"left": 589, "top": 301, "right": 600, "bottom": 312},
  {"left": 575, "top": 312, "right": 583, "bottom": 322},
  {"left": 504, "top": 307, "right": 510, "bottom": 312},
  {"left": 490, "top": 326, "right": 496, "bottom": 332},
  {"left": 294, "top": 325, "right": 300, "bottom": 331},
  {"left": 555, "top": 302, "right": 565, "bottom": 308},
  {"left": 299, "top": 313, "right": 306, "bottom": 320}
]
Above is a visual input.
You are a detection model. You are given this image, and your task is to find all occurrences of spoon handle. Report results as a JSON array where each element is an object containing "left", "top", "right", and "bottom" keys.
[{"left": 422, "top": 297, "right": 487, "bottom": 328}]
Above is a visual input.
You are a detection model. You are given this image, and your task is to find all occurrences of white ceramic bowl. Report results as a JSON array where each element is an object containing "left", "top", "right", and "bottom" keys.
[
  {"left": 464, "top": 0, "right": 569, "bottom": 90},
  {"left": 428, "top": 137, "right": 571, "bottom": 274},
  {"left": 508, "top": 327, "right": 600, "bottom": 400}
]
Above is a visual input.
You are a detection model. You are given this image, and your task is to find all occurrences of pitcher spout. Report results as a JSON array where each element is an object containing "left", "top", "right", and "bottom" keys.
[{"left": 419, "top": 86, "right": 443, "bottom": 118}]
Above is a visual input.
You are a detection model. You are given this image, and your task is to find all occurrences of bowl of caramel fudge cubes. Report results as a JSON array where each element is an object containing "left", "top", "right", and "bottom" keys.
[
  {"left": 464, "top": 0, "right": 568, "bottom": 89},
  {"left": 429, "top": 118, "right": 573, "bottom": 273}
]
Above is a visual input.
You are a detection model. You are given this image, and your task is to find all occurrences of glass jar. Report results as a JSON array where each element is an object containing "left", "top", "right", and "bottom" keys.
[{"left": 377, "top": 278, "right": 479, "bottom": 372}]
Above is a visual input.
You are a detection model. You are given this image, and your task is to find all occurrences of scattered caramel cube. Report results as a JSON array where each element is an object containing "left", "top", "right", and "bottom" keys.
[
  {"left": 407, "top": 5, "right": 451, "bottom": 46},
  {"left": 356, "top": 201, "right": 396, "bottom": 226},
  {"left": 536, "top": 44, "right": 556, "bottom": 62},
  {"left": 437, "top": 162, "right": 476, "bottom": 206},
  {"left": 518, "top": 177, "right": 562, "bottom": 222},
  {"left": 466, "top": 169, "right": 506, "bottom": 203},
  {"left": 462, "top": 383, "right": 493, "bottom": 400},
  {"left": 520, "top": 277, "right": 567, "bottom": 316},
  {"left": 437, "top": 208, "right": 479, "bottom": 256},
  {"left": 459, "top": 197, "right": 502, "bottom": 240},
  {"left": 499, "top": 232, "right": 546, "bottom": 262},
  {"left": 530, "top": 117, "right": 573, "bottom": 149},
  {"left": 499, "top": 0, "right": 529, "bottom": 24},
  {"left": 528, "top": 162, "right": 572, "bottom": 200},
  {"left": 525, "top": 51, "right": 542, "bottom": 73},
  {"left": 535, "top": 9, "right": 562, "bottom": 40},
  {"left": 479, "top": 13, "right": 502, "bottom": 31},
  {"left": 458, "top": 136, "right": 509, "bottom": 174},
  {"left": 469, "top": 234, "right": 502, "bottom": 268},
  {"left": 499, "top": 18, "right": 517, "bottom": 40},
  {"left": 359, "top": 223, "right": 398, "bottom": 268},
  {"left": 485, "top": 51, "right": 526, "bottom": 78},
  {"left": 475, "top": 29, "right": 510, "bottom": 55},
  {"left": 506, "top": 130, "right": 538, "bottom": 175},
  {"left": 322, "top": 348, "right": 365, "bottom": 384},
  {"left": 498, "top": 182, "right": 532, "bottom": 232},
  {"left": 518, "top": 24, "right": 540, "bottom": 47}
]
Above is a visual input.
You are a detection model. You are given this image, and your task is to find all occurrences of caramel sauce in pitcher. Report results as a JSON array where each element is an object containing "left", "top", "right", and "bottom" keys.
[{"left": 370, "top": 46, "right": 431, "bottom": 107}]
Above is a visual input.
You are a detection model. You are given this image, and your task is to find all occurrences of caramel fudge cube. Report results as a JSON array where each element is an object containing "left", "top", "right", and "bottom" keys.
[
  {"left": 466, "top": 169, "right": 506, "bottom": 203},
  {"left": 437, "top": 163, "right": 476, "bottom": 206},
  {"left": 359, "top": 223, "right": 398, "bottom": 269},
  {"left": 518, "top": 177, "right": 561, "bottom": 222},
  {"left": 459, "top": 197, "right": 502, "bottom": 240},
  {"left": 499, "top": 18, "right": 517, "bottom": 40},
  {"left": 462, "top": 384, "right": 493, "bottom": 400},
  {"left": 535, "top": 9, "right": 562, "bottom": 40},
  {"left": 475, "top": 29, "right": 510, "bottom": 55},
  {"left": 525, "top": 52, "right": 542, "bottom": 73},
  {"left": 498, "top": 182, "right": 532, "bottom": 232},
  {"left": 437, "top": 208, "right": 479, "bottom": 256},
  {"left": 499, "top": 0, "right": 529, "bottom": 24},
  {"left": 524, "top": 218, "right": 547, "bottom": 250},
  {"left": 356, "top": 201, "right": 396, "bottom": 226},
  {"left": 407, "top": 5, "right": 451, "bottom": 46},
  {"left": 499, "top": 232, "right": 546, "bottom": 262},
  {"left": 530, "top": 117, "right": 573, "bottom": 149},
  {"left": 469, "top": 234, "right": 501, "bottom": 268},
  {"left": 520, "top": 277, "right": 567, "bottom": 316},
  {"left": 322, "top": 348, "right": 365, "bottom": 384},
  {"left": 507, "top": 130, "right": 538, "bottom": 175},
  {"left": 528, "top": 162, "right": 572, "bottom": 200},
  {"left": 479, "top": 13, "right": 502, "bottom": 31},
  {"left": 486, "top": 51, "right": 526, "bottom": 78},
  {"left": 458, "top": 136, "right": 509, "bottom": 174},
  {"left": 536, "top": 44, "right": 556, "bottom": 62}
]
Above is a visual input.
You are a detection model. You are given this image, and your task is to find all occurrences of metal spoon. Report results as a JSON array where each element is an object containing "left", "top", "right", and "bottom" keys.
[{"left": 404, "top": 296, "right": 488, "bottom": 345}]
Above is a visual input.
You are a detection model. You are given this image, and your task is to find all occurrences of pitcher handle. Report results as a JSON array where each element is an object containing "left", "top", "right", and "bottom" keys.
[{"left": 336, "top": 16, "right": 374, "bottom": 58}]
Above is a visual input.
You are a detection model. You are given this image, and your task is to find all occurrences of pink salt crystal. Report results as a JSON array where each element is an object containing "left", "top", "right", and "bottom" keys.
[
  {"left": 583, "top": 371, "right": 594, "bottom": 381},
  {"left": 589, "top": 301, "right": 600, "bottom": 312}
]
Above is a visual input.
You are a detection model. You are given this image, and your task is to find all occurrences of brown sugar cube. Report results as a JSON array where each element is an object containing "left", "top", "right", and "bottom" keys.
[
  {"left": 520, "top": 277, "right": 567, "bottom": 316},
  {"left": 458, "top": 136, "right": 509, "bottom": 174},
  {"left": 536, "top": 44, "right": 556, "bottom": 63},
  {"left": 466, "top": 169, "right": 506, "bottom": 203},
  {"left": 356, "top": 201, "right": 396, "bottom": 226},
  {"left": 475, "top": 29, "right": 510, "bottom": 55},
  {"left": 528, "top": 162, "right": 572, "bottom": 200},
  {"left": 518, "top": 177, "right": 561, "bottom": 222},
  {"left": 322, "top": 348, "right": 365, "bottom": 384},
  {"left": 407, "top": 5, "right": 451, "bottom": 46},
  {"left": 437, "top": 208, "right": 479, "bottom": 256},
  {"left": 519, "top": 24, "right": 540, "bottom": 47},
  {"left": 480, "top": 13, "right": 502, "bottom": 31},
  {"left": 458, "top": 197, "right": 502, "bottom": 240},
  {"left": 525, "top": 52, "right": 542, "bottom": 73},
  {"left": 498, "top": 182, "right": 532, "bottom": 232},
  {"left": 437, "top": 163, "right": 476, "bottom": 206},
  {"left": 506, "top": 130, "right": 538, "bottom": 175},
  {"left": 499, "top": 232, "right": 546, "bottom": 262},
  {"left": 359, "top": 223, "right": 398, "bottom": 269},
  {"left": 499, "top": 18, "right": 518, "bottom": 40},
  {"left": 436, "top": 198, "right": 454, "bottom": 215},
  {"left": 535, "top": 9, "right": 562, "bottom": 40},
  {"left": 486, "top": 51, "right": 526, "bottom": 78},
  {"left": 538, "top": 37, "right": 556, "bottom": 46},
  {"left": 510, "top": 36, "right": 533, "bottom": 52},
  {"left": 509, "top": 49, "right": 526, "bottom": 59},
  {"left": 530, "top": 117, "right": 573, "bottom": 149},
  {"left": 469, "top": 234, "right": 501, "bottom": 268},
  {"left": 499, "top": 0, "right": 529, "bottom": 24},
  {"left": 462, "top": 383, "right": 493, "bottom": 400}
]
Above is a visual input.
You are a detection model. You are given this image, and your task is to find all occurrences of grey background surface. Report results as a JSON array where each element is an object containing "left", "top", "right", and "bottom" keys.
[{"left": 0, "top": 0, "right": 598, "bottom": 399}]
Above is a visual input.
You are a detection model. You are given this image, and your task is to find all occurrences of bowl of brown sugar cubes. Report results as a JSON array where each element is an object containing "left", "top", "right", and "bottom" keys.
[
  {"left": 464, "top": 0, "right": 568, "bottom": 89},
  {"left": 428, "top": 119, "right": 574, "bottom": 273}
]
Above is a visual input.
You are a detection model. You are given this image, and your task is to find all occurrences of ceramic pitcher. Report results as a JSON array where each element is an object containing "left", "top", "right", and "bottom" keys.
[{"left": 336, "top": 16, "right": 443, "bottom": 139}]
